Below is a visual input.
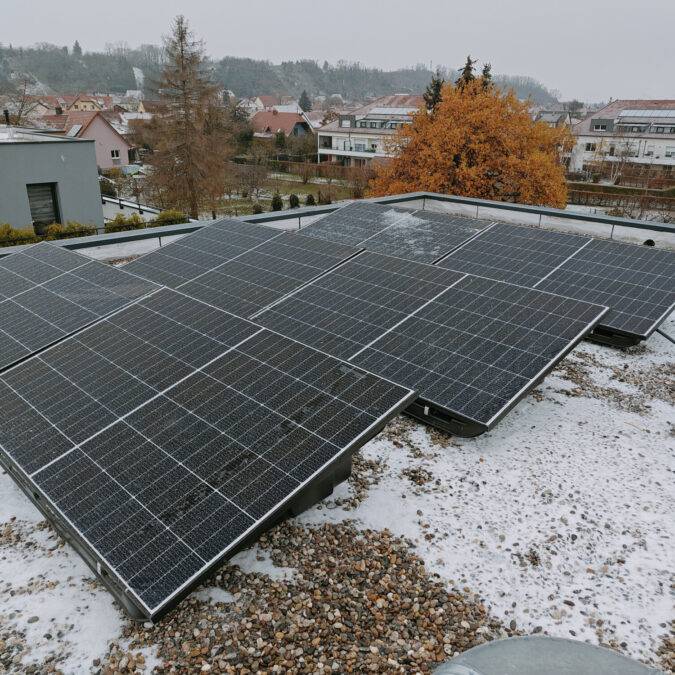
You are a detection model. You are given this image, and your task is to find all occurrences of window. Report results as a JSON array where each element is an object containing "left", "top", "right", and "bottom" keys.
[
  {"left": 369, "top": 121, "right": 377, "bottom": 128},
  {"left": 593, "top": 124, "right": 607, "bottom": 131},
  {"left": 111, "top": 149, "right": 120, "bottom": 159},
  {"left": 26, "top": 183, "right": 60, "bottom": 229},
  {"left": 355, "top": 143, "right": 366, "bottom": 152},
  {"left": 340, "top": 119, "right": 351, "bottom": 128},
  {"left": 655, "top": 127, "right": 665, "bottom": 133},
  {"left": 358, "top": 121, "right": 367, "bottom": 128},
  {"left": 665, "top": 147, "right": 675, "bottom": 157},
  {"left": 609, "top": 145, "right": 615, "bottom": 156},
  {"left": 585, "top": 143, "right": 597, "bottom": 152}
]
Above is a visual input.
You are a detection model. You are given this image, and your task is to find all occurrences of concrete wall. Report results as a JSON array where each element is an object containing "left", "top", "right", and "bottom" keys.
[{"left": 0, "top": 138, "right": 104, "bottom": 229}]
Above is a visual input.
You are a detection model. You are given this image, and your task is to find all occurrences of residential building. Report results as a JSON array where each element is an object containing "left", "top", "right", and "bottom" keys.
[
  {"left": 569, "top": 100, "right": 675, "bottom": 175},
  {"left": 250, "top": 110, "right": 313, "bottom": 138},
  {"left": 316, "top": 94, "right": 424, "bottom": 167},
  {"left": 0, "top": 125, "right": 104, "bottom": 231},
  {"left": 535, "top": 110, "right": 573, "bottom": 128},
  {"left": 137, "top": 100, "right": 166, "bottom": 115},
  {"left": 39, "top": 111, "right": 133, "bottom": 169}
]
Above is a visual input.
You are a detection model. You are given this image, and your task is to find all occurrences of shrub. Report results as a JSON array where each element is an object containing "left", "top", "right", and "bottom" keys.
[
  {"left": 288, "top": 193, "right": 300, "bottom": 209},
  {"left": 0, "top": 224, "right": 40, "bottom": 247},
  {"left": 99, "top": 180, "right": 116, "bottom": 198},
  {"left": 305, "top": 193, "right": 316, "bottom": 207},
  {"left": 252, "top": 203, "right": 264, "bottom": 214},
  {"left": 104, "top": 212, "right": 146, "bottom": 233},
  {"left": 151, "top": 209, "right": 188, "bottom": 226},
  {"left": 271, "top": 192, "right": 283, "bottom": 211},
  {"left": 44, "top": 222, "right": 97, "bottom": 240}
]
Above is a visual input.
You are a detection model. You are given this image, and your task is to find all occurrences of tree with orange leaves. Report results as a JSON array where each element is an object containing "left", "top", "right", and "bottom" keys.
[{"left": 369, "top": 76, "right": 572, "bottom": 208}]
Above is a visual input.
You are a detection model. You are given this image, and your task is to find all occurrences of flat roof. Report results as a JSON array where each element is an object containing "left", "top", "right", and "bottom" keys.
[{"left": 0, "top": 126, "right": 85, "bottom": 144}]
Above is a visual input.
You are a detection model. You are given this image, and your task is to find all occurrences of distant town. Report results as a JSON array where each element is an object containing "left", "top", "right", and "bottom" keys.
[{"left": 1, "top": 33, "right": 673, "bottom": 241}]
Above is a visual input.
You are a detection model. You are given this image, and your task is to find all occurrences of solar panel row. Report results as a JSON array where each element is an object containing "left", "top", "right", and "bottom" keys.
[
  {"left": 301, "top": 201, "right": 491, "bottom": 263},
  {"left": 0, "top": 286, "right": 415, "bottom": 618},
  {"left": 300, "top": 202, "right": 674, "bottom": 344}
]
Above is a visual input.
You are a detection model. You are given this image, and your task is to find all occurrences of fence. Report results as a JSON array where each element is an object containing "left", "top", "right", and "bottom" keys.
[{"left": 568, "top": 190, "right": 675, "bottom": 214}]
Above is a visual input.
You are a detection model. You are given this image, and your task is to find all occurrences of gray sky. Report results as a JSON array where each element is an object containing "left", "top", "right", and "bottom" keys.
[{"left": 4, "top": 0, "right": 674, "bottom": 101}]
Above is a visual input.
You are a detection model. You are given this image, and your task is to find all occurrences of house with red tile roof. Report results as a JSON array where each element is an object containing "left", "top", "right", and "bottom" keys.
[
  {"left": 250, "top": 110, "right": 313, "bottom": 138},
  {"left": 40, "top": 111, "right": 133, "bottom": 169}
]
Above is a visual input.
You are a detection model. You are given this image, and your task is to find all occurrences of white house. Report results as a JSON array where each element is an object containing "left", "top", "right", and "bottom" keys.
[
  {"left": 316, "top": 94, "right": 424, "bottom": 167},
  {"left": 569, "top": 100, "right": 675, "bottom": 175}
]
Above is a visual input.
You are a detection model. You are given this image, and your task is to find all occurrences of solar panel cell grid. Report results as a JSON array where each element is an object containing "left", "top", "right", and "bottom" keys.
[{"left": 436, "top": 222, "right": 590, "bottom": 287}]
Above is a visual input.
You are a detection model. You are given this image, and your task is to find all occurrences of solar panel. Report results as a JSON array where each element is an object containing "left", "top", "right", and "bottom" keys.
[
  {"left": 351, "top": 275, "right": 608, "bottom": 434},
  {"left": 256, "top": 251, "right": 465, "bottom": 359},
  {"left": 257, "top": 252, "right": 608, "bottom": 435},
  {"left": 124, "top": 218, "right": 281, "bottom": 288},
  {"left": 302, "top": 202, "right": 490, "bottom": 263},
  {"left": 535, "top": 238, "right": 675, "bottom": 342},
  {"left": 0, "top": 243, "right": 160, "bottom": 372},
  {"left": 0, "top": 289, "right": 414, "bottom": 619},
  {"left": 176, "top": 233, "right": 361, "bottom": 317},
  {"left": 436, "top": 222, "right": 590, "bottom": 287}
]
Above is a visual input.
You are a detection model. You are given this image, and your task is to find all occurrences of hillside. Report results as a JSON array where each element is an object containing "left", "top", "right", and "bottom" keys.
[{"left": 0, "top": 43, "right": 559, "bottom": 104}]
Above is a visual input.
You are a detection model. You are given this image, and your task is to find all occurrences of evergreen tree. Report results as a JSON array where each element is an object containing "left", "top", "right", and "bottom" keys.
[
  {"left": 299, "top": 90, "right": 312, "bottom": 112},
  {"left": 455, "top": 55, "right": 477, "bottom": 91},
  {"left": 271, "top": 191, "right": 283, "bottom": 211},
  {"left": 423, "top": 69, "right": 444, "bottom": 112},
  {"left": 305, "top": 193, "right": 316, "bottom": 206},
  {"left": 145, "top": 16, "right": 229, "bottom": 219},
  {"left": 481, "top": 62, "right": 493, "bottom": 90},
  {"left": 289, "top": 193, "right": 300, "bottom": 208},
  {"left": 72, "top": 40, "right": 82, "bottom": 57}
]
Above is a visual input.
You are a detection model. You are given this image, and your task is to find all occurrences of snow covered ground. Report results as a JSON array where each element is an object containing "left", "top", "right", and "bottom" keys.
[{"left": 1, "top": 318, "right": 673, "bottom": 673}]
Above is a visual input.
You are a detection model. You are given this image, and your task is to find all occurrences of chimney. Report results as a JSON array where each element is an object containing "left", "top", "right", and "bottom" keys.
[{"left": 3, "top": 109, "right": 10, "bottom": 126}]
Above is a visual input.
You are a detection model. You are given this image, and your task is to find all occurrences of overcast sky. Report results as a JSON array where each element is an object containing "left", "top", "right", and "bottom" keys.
[{"left": 4, "top": 0, "right": 674, "bottom": 101}]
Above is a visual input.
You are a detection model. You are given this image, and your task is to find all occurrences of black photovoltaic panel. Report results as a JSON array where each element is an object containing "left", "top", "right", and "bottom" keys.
[
  {"left": 0, "top": 289, "right": 414, "bottom": 618},
  {"left": 436, "top": 222, "right": 591, "bottom": 287},
  {"left": 351, "top": 275, "right": 609, "bottom": 430},
  {"left": 178, "top": 233, "right": 361, "bottom": 317},
  {"left": 256, "top": 251, "right": 465, "bottom": 359},
  {"left": 536, "top": 238, "right": 675, "bottom": 338},
  {"left": 0, "top": 243, "right": 160, "bottom": 371},
  {"left": 124, "top": 218, "right": 281, "bottom": 288},
  {"left": 302, "top": 201, "right": 490, "bottom": 263},
  {"left": 257, "top": 253, "right": 608, "bottom": 433}
]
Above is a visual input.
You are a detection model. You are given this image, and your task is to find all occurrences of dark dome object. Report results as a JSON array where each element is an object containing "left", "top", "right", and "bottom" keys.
[{"left": 435, "top": 636, "right": 660, "bottom": 675}]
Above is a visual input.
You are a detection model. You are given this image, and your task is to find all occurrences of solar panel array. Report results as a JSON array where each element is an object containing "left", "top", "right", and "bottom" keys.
[
  {"left": 2, "top": 202, "right": 672, "bottom": 618},
  {"left": 301, "top": 201, "right": 490, "bottom": 263},
  {"left": 0, "top": 287, "right": 415, "bottom": 618},
  {"left": 0, "top": 243, "right": 159, "bottom": 371},
  {"left": 257, "top": 252, "right": 608, "bottom": 431}
]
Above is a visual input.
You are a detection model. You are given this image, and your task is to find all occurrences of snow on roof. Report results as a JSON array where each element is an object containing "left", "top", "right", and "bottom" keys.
[{"left": 0, "top": 296, "right": 672, "bottom": 669}]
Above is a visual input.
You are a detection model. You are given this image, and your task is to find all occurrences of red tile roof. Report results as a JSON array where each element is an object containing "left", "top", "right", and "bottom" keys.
[
  {"left": 251, "top": 111, "right": 311, "bottom": 136},
  {"left": 40, "top": 111, "right": 131, "bottom": 146}
]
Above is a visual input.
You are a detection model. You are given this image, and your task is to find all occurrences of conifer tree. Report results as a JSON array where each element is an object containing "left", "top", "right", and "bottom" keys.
[
  {"left": 145, "top": 16, "right": 229, "bottom": 219},
  {"left": 299, "top": 90, "right": 312, "bottom": 112},
  {"left": 423, "top": 69, "right": 444, "bottom": 112},
  {"left": 72, "top": 40, "right": 82, "bottom": 57},
  {"left": 455, "top": 55, "right": 477, "bottom": 90},
  {"left": 481, "top": 62, "right": 493, "bottom": 90}
]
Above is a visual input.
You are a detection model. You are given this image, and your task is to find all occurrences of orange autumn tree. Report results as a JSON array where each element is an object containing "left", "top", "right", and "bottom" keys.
[{"left": 369, "top": 78, "right": 572, "bottom": 208}]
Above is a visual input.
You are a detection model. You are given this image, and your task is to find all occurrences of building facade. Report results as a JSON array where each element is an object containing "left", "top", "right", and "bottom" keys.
[
  {"left": 0, "top": 126, "right": 104, "bottom": 231},
  {"left": 569, "top": 100, "right": 675, "bottom": 176},
  {"left": 316, "top": 95, "right": 424, "bottom": 167}
]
